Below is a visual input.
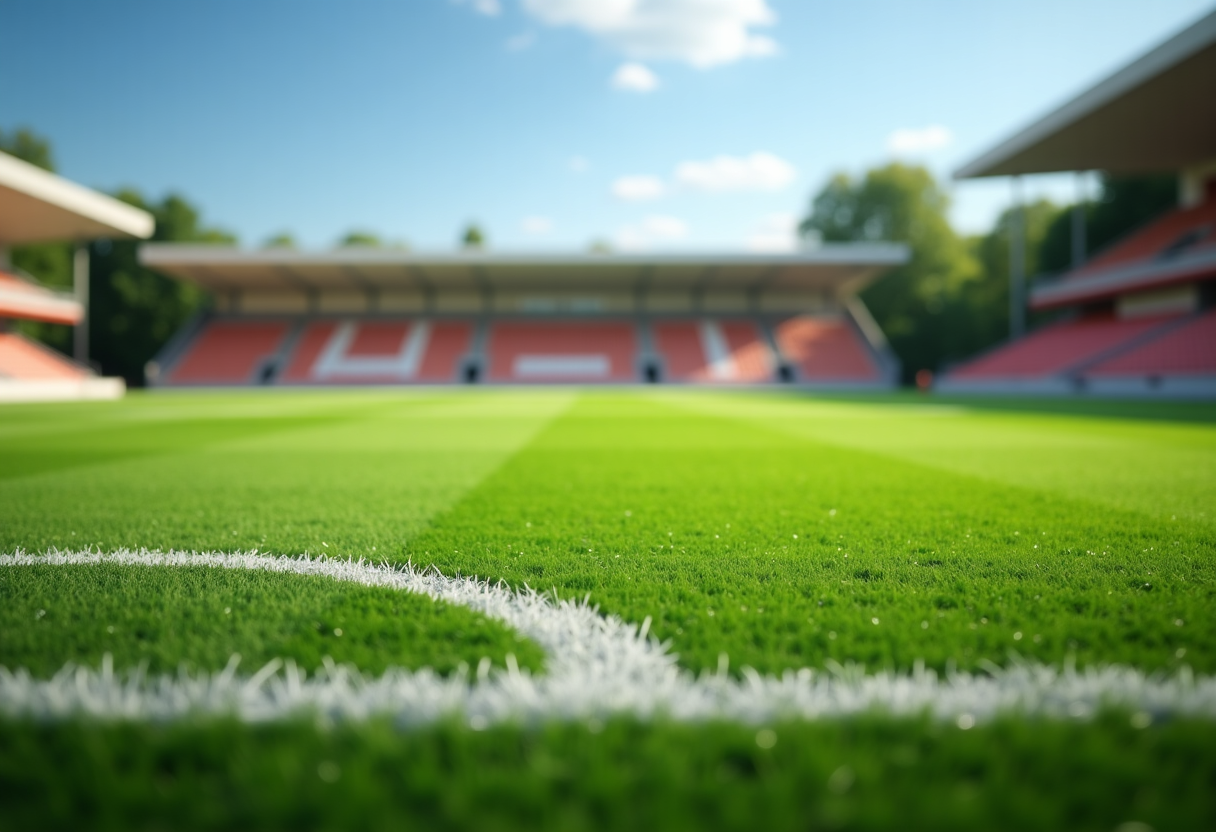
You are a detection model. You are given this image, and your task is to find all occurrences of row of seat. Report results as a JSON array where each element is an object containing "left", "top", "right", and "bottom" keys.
[
  {"left": 161, "top": 315, "right": 886, "bottom": 386},
  {"left": 1067, "top": 200, "right": 1216, "bottom": 279},
  {"left": 944, "top": 308, "right": 1216, "bottom": 382},
  {"left": 0, "top": 332, "right": 91, "bottom": 381}
]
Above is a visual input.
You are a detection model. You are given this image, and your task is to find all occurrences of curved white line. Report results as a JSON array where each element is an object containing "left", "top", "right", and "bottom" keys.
[{"left": 2, "top": 550, "right": 1214, "bottom": 727}]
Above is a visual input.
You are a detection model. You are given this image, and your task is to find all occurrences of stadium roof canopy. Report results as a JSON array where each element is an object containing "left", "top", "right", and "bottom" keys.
[
  {"left": 0, "top": 152, "right": 155, "bottom": 245},
  {"left": 955, "top": 9, "right": 1216, "bottom": 178},
  {"left": 139, "top": 245, "right": 910, "bottom": 297}
]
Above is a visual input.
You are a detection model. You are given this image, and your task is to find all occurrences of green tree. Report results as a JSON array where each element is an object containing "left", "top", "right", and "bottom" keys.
[
  {"left": 1038, "top": 174, "right": 1177, "bottom": 275},
  {"left": 799, "top": 163, "right": 978, "bottom": 381},
  {"left": 338, "top": 231, "right": 382, "bottom": 248},
  {"left": 461, "top": 224, "right": 486, "bottom": 250},
  {"left": 262, "top": 232, "right": 298, "bottom": 249},
  {"left": 89, "top": 192, "right": 235, "bottom": 385},
  {"left": 0, "top": 126, "right": 55, "bottom": 172},
  {"left": 943, "top": 199, "right": 1064, "bottom": 369}
]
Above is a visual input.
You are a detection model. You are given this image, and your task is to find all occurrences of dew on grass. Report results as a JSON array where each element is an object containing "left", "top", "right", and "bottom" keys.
[
  {"left": 1014, "top": 632, "right": 1023, "bottom": 640},
  {"left": 469, "top": 715, "right": 489, "bottom": 731},
  {"left": 1114, "top": 821, "right": 1156, "bottom": 832},
  {"left": 828, "top": 631, "right": 837, "bottom": 640},
  {"left": 35, "top": 609, "right": 45, "bottom": 619},
  {"left": 755, "top": 729, "right": 777, "bottom": 749},
  {"left": 224, "top": 607, "right": 231, "bottom": 615},
  {"left": 828, "top": 509, "right": 837, "bottom": 517},
  {"left": 1175, "top": 619, "right": 1184, "bottom": 627},
  {"left": 1129, "top": 712, "right": 1152, "bottom": 730},
  {"left": 317, "top": 762, "right": 341, "bottom": 783},
  {"left": 106, "top": 626, "right": 114, "bottom": 634},
  {"left": 333, "top": 628, "right": 343, "bottom": 637},
  {"left": 956, "top": 714, "right": 975, "bottom": 730},
  {"left": 1176, "top": 648, "right": 1186, "bottom": 658},
  {"left": 871, "top": 617, "right": 879, "bottom": 625},
  {"left": 827, "top": 765, "right": 854, "bottom": 794},
  {"left": 921, "top": 621, "right": 928, "bottom": 629}
]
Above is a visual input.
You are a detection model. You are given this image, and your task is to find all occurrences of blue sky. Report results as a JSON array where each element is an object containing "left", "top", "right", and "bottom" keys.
[{"left": 2, "top": 0, "right": 1211, "bottom": 252}]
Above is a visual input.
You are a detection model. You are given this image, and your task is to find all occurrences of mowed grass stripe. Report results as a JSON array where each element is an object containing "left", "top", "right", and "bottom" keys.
[
  {"left": 407, "top": 393, "right": 1213, "bottom": 675},
  {"left": 659, "top": 391, "right": 1216, "bottom": 527},
  {"left": 0, "top": 391, "right": 575, "bottom": 555}
]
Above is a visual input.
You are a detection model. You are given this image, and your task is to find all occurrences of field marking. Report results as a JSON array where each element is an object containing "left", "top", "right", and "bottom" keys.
[{"left": 3, "top": 550, "right": 1215, "bottom": 727}]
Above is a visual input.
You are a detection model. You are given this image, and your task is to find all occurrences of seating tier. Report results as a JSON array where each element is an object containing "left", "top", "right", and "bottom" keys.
[
  {"left": 947, "top": 314, "right": 1178, "bottom": 380},
  {"left": 0, "top": 333, "right": 89, "bottom": 381}
]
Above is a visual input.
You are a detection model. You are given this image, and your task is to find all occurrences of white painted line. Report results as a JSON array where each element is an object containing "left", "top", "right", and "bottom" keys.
[
  {"left": 513, "top": 355, "right": 609, "bottom": 378},
  {"left": 2, "top": 550, "right": 1214, "bottom": 727}
]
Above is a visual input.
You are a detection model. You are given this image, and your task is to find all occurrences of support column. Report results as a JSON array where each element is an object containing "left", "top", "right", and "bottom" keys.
[
  {"left": 73, "top": 244, "right": 89, "bottom": 365},
  {"left": 1009, "top": 176, "right": 1026, "bottom": 340},
  {"left": 1071, "top": 171, "right": 1087, "bottom": 269}
]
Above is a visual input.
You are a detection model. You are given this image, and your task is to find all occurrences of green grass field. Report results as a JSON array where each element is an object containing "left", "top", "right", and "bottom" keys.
[{"left": 2, "top": 389, "right": 1215, "bottom": 830}]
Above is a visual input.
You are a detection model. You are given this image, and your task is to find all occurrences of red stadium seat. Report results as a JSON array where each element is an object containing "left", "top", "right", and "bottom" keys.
[
  {"left": 774, "top": 316, "right": 880, "bottom": 381},
  {"left": 1073, "top": 202, "right": 1216, "bottom": 276},
  {"left": 947, "top": 313, "right": 1179, "bottom": 380},
  {"left": 0, "top": 333, "right": 90, "bottom": 380},
  {"left": 1087, "top": 309, "right": 1216, "bottom": 376},
  {"left": 279, "top": 319, "right": 473, "bottom": 384},
  {"left": 167, "top": 320, "right": 288, "bottom": 384},
  {"left": 652, "top": 319, "right": 774, "bottom": 383},
  {"left": 486, "top": 321, "right": 637, "bottom": 382}
]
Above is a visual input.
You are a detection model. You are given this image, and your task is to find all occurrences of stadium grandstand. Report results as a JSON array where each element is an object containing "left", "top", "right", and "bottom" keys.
[
  {"left": 139, "top": 245, "right": 907, "bottom": 387},
  {"left": 0, "top": 150, "right": 153, "bottom": 401},
  {"left": 941, "top": 9, "right": 1216, "bottom": 398}
]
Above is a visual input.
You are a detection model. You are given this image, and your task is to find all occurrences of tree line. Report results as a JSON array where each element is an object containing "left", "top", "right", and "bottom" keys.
[{"left": 2, "top": 127, "right": 1175, "bottom": 386}]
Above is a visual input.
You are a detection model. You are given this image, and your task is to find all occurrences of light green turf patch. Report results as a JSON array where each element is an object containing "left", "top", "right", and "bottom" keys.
[
  {"left": 412, "top": 393, "right": 1215, "bottom": 674},
  {"left": 659, "top": 391, "right": 1216, "bottom": 526},
  {"left": 0, "top": 563, "right": 543, "bottom": 676},
  {"left": 0, "top": 390, "right": 573, "bottom": 553}
]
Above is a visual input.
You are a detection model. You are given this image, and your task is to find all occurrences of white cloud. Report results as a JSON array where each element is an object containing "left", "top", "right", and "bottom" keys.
[
  {"left": 673, "top": 152, "right": 796, "bottom": 193},
  {"left": 887, "top": 125, "right": 953, "bottom": 156},
  {"left": 611, "top": 174, "right": 667, "bottom": 201},
  {"left": 746, "top": 212, "right": 800, "bottom": 253},
  {"left": 452, "top": 0, "right": 502, "bottom": 15},
  {"left": 611, "top": 62, "right": 660, "bottom": 92},
  {"left": 616, "top": 214, "right": 689, "bottom": 250},
  {"left": 521, "top": 216, "right": 554, "bottom": 235},
  {"left": 522, "top": 0, "right": 778, "bottom": 68},
  {"left": 507, "top": 32, "right": 537, "bottom": 51},
  {"left": 568, "top": 155, "right": 590, "bottom": 173}
]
